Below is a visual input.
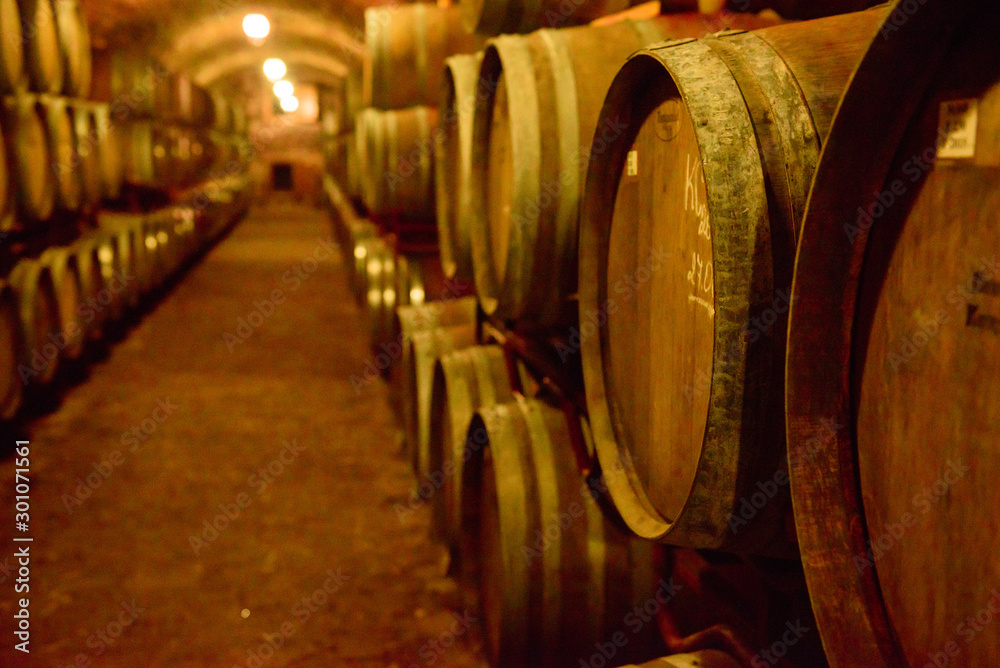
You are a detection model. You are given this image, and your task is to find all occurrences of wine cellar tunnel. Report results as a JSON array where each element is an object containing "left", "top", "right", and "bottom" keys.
[{"left": 0, "top": 0, "right": 996, "bottom": 667}]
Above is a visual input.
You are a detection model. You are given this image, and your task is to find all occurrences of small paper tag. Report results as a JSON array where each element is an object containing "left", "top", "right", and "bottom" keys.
[
  {"left": 937, "top": 99, "right": 978, "bottom": 159},
  {"left": 626, "top": 150, "right": 638, "bottom": 177}
]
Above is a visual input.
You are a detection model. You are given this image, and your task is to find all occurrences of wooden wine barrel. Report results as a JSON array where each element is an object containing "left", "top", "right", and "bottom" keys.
[
  {"left": 122, "top": 121, "right": 174, "bottom": 188},
  {"left": 357, "top": 111, "right": 379, "bottom": 211},
  {"left": 784, "top": 2, "right": 1000, "bottom": 666},
  {"left": 364, "top": 4, "right": 480, "bottom": 110},
  {"left": 113, "top": 226, "right": 141, "bottom": 310},
  {"left": 470, "top": 13, "right": 780, "bottom": 324},
  {"left": 362, "top": 237, "right": 397, "bottom": 349},
  {"left": 53, "top": 0, "right": 89, "bottom": 97},
  {"left": 91, "top": 103, "right": 123, "bottom": 200},
  {"left": 175, "top": 129, "right": 199, "bottom": 186},
  {"left": 341, "top": 69, "right": 362, "bottom": 133},
  {"left": 136, "top": 221, "right": 157, "bottom": 295},
  {"left": 39, "top": 246, "right": 85, "bottom": 360},
  {"left": 394, "top": 298, "right": 479, "bottom": 371},
  {"left": 436, "top": 52, "right": 482, "bottom": 284},
  {"left": 70, "top": 102, "right": 101, "bottom": 210},
  {"left": 428, "top": 344, "right": 513, "bottom": 556},
  {"left": 92, "top": 231, "right": 127, "bottom": 323},
  {"left": 0, "top": 281, "right": 23, "bottom": 420},
  {"left": 210, "top": 92, "right": 232, "bottom": 133},
  {"left": 0, "top": 103, "right": 12, "bottom": 232},
  {"left": 345, "top": 131, "right": 361, "bottom": 204},
  {"left": 137, "top": 222, "right": 161, "bottom": 296},
  {"left": 354, "top": 108, "right": 378, "bottom": 210},
  {"left": 462, "top": 397, "right": 657, "bottom": 665},
  {"left": 394, "top": 251, "right": 452, "bottom": 311},
  {"left": 463, "top": 0, "right": 653, "bottom": 35},
  {"left": 324, "top": 172, "right": 355, "bottom": 249},
  {"left": 0, "top": 0, "right": 23, "bottom": 93},
  {"left": 347, "top": 220, "right": 377, "bottom": 304},
  {"left": 208, "top": 132, "right": 236, "bottom": 175},
  {"left": 396, "top": 299, "right": 479, "bottom": 476},
  {"left": 190, "top": 132, "right": 212, "bottom": 181},
  {"left": 323, "top": 134, "right": 346, "bottom": 184},
  {"left": 19, "top": 0, "right": 63, "bottom": 94},
  {"left": 187, "top": 83, "right": 214, "bottom": 127},
  {"left": 319, "top": 89, "right": 338, "bottom": 136},
  {"left": 167, "top": 208, "right": 193, "bottom": 272},
  {"left": 155, "top": 222, "right": 179, "bottom": 278},
  {"left": 90, "top": 51, "right": 166, "bottom": 118},
  {"left": 167, "top": 126, "right": 194, "bottom": 188},
  {"left": 168, "top": 73, "right": 192, "bottom": 124},
  {"left": 319, "top": 86, "right": 340, "bottom": 136},
  {"left": 102, "top": 211, "right": 155, "bottom": 298},
  {"left": 619, "top": 651, "right": 741, "bottom": 668},
  {"left": 576, "top": 6, "right": 890, "bottom": 553},
  {"left": 40, "top": 95, "right": 82, "bottom": 211},
  {"left": 8, "top": 259, "right": 60, "bottom": 385},
  {"left": 358, "top": 106, "right": 438, "bottom": 219},
  {"left": 172, "top": 206, "right": 198, "bottom": 265},
  {"left": 2, "top": 95, "right": 55, "bottom": 221},
  {"left": 407, "top": 325, "right": 479, "bottom": 480},
  {"left": 145, "top": 222, "right": 170, "bottom": 290},
  {"left": 72, "top": 237, "right": 106, "bottom": 340},
  {"left": 231, "top": 104, "right": 248, "bottom": 136}
]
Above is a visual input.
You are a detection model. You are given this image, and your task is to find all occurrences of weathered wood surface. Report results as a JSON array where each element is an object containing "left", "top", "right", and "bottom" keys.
[
  {"left": 8, "top": 258, "right": 60, "bottom": 384},
  {"left": 364, "top": 4, "right": 481, "bottom": 110},
  {"left": 436, "top": 52, "right": 483, "bottom": 284},
  {"left": 785, "top": 1, "right": 999, "bottom": 665},
  {"left": 428, "top": 344, "right": 513, "bottom": 556},
  {"left": 577, "top": 7, "right": 887, "bottom": 553},
  {"left": 3, "top": 95, "right": 55, "bottom": 222},
  {"left": 462, "top": 397, "right": 657, "bottom": 666}
]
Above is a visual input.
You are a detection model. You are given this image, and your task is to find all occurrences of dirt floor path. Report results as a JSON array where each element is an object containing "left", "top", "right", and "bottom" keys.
[{"left": 0, "top": 199, "right": 487, "bottom": 667}]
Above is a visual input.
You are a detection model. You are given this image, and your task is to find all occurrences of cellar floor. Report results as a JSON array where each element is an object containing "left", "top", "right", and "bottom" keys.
[{"left": 0, "top": 197, "right": 487, "bottom": 667}]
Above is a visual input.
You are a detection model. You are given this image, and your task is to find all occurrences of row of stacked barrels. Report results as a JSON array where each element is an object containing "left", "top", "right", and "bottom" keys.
[
  {"left": 325, "top": 5, "right": 726, "bottom": 668},
  {"left": 0, "top": 95, "right": 122, "bottom": 224},
  {"left": 315, "top": 175, "right": 665, "bottom": 663},
  {"left": 326, "top": 178, "right": 772, "bottom": 666},
  {"left": 333, "top": 0, "right": 1000, "bottom": 666},
  {"left": 89, "top": 51, "right": 250, "bottom": 193},
  {"left": 449, "top": 3, "right": 1000, "bottom": 668},
  {"left": 0, "top": 0, "right": 247, "bottom": 219},
  {"left": 0, "top": 0, "right": 117, "bottom": 222},
  {"left": 347, "top": 4, "right": 482, "bottom": 226},
  {"left": 0, "top": 175, "right": 252, "bottom": 422},
  {"left": 335, "top": 4, "right": 789, "bottom": 667}
]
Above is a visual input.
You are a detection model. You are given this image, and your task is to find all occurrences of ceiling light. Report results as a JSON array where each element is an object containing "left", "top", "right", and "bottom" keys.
[
  {"left": 243, "top": 14, "right": 270, "bottom": 40},
  {"left": 273, "top": 80, "right": 294, "bottom": 98},
  {"left": 280, "top": 96, "right": 299, "bottom": 113},
  {"left": 263, "top": 58, "right": 286, "bottom": 81}
]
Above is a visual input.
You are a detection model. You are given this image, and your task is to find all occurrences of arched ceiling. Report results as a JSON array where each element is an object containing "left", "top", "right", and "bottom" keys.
[{"left": 80, "top": 0, "right": 389, "bottom": 93}]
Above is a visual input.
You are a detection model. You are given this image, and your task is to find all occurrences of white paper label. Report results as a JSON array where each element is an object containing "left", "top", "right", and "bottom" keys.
[
  {"left": 937, "top": 99, "right": 978, "bottom": 159},
  {"left": 626, "top": 150, "right": 638, "bottom": 177}
]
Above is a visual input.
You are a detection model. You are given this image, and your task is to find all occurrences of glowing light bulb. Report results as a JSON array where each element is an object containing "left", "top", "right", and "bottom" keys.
[
  {"left": 280, "top": 95, "right": 299, "bottom": 113},
  {"left": 243, "top": 14, "right": 270, "bottom": 40},
  {"left": 263, "top": 58, "right": 286, "bottom": 81},
  {"left": 273, "top": 80, "right": 294, "bottom": 98}
]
